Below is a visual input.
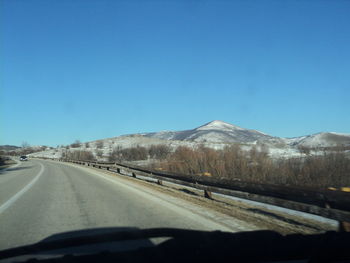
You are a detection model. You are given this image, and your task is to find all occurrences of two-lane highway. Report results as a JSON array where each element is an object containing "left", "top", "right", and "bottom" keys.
[{"left": 0, "top": 159, "right": 240, "bottom": 250}]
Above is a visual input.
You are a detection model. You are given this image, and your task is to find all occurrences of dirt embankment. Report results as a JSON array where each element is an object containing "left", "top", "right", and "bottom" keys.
[{"left": 0, "top": 158, "right": 17, "bottom": 170}]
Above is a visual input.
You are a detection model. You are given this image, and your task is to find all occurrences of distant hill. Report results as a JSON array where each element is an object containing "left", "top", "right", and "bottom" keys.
[
  {"left": 0, "top": 145, "right": 21, "bottom": 151},
  {"left": 284, "top": 132, "right": 350, "bottom": 148},
  {"left": 143, "top": 120, "right": 350, "bottom": 148}
]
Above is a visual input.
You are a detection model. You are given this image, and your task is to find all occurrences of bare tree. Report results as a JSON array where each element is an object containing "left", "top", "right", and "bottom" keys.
[
  {"left": 108, "top": 146, "right": 122, "bottom": 162},
  {"left": 95, "top": 149, "right": 103, "bottom": 158},
  {"left": 21, "top": 141, "right": 30, "bottom": 148},
  {"left": 107, "top": 146, "right": 148, "bottom": 161},
  {"left": 64, "top": 150, "right": 95, "bottom": 161},
  {"left": 96, "top": 141, "right": 104, "bottom": 149},
  {"left": 298, "top": 145, "right": 311, "bottom": 155},
  {"left": 70, "top": 140, "right": 81, "bottom": 148},
  {"left": 148, "top": 144, "right": 171, "bottom": 159}
]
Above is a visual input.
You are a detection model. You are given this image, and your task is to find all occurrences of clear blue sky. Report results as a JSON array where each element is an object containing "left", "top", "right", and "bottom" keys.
[{"left": 1, "top": 0, "right": 350, "bottom": 146}]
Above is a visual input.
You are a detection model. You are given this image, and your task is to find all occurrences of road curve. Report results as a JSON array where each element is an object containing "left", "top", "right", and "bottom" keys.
[{"left": 0, "top": 159, "right": 240, "bottom": 250}]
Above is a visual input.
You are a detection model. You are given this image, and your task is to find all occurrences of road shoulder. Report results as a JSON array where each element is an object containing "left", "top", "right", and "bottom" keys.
[{"left": 47, "top": 160, "right": 338, "bottom": 234}]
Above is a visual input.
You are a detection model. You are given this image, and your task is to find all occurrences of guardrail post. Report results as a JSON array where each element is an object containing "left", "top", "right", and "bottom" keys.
[
  {"left": 339, "top": 222, "right": 350, "bottom": 232},
  {"left": 325, "top": 202, "right": 350, "bottom": 232},
  {"left": 204, "top": 190, "right": 212, "bottom": 199}
]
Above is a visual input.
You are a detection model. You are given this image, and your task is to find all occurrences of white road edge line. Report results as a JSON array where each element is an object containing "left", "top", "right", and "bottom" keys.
[{"left": 0, "top": 162, "right": 45, "bottom": 215}]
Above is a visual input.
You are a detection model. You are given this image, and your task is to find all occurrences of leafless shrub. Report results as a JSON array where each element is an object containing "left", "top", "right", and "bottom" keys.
[
  {"left": 275, "top": 151, "right": 350, "bottom": 187},
  {"left": 95, "top": 149, "right": 103, "bottom": 158},
  {"left": 148, "top": 144, "right": 171, "bottom": 160},
  {"left": 298, "top": 145, "right": 311, "bottom": 155},
  {"left": 96, "top": 141, "right": 104, "bottom": 149},
  {"left": 70, "top": 140, "right": 81, "bottom": 148},
  {"left": 158, "top": 145, "right": 229, "bottom": 177},
  {"left": 63, "top": 150, "right": 95, "bottom": 161},
  {"left": 123, "top": 146, "right": 148, "bottom": 161},
  {"left": 154, "top": 145, "right": 350, "bottom": 189},
  {"left": 21, "top": 141, "right": 30, "bottom": 148},
  {"left": 108, "top": 146, "right": 122, "bottom": 162},
  {"left": 108, "top": 145, "right": 148, "bottom": 161}
]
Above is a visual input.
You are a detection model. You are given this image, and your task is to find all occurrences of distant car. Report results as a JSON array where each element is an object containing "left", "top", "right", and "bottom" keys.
[{"left": 20, "top": 155, "right": 28, "bottom": 161}]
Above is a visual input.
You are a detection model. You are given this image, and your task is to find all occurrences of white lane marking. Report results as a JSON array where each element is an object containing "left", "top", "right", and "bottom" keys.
[{"left": 0, "top": 162, "right": 45, "bottom": 214}]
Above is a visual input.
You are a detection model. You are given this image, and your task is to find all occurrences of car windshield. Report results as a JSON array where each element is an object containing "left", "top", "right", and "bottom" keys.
[{"left": 0, "top": 0, "right": 349, "bottom": 256}]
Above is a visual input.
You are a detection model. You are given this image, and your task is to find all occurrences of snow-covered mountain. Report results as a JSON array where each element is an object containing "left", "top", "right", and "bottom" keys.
[
  {"left": 143, "top": 120, "right": 273, "bottom": 143},
  {"left": 284, "top": 132, "right": 350, "bottom": 148},
  {"left": 28, "top": 120, "right": 350, "bottom": 160}
]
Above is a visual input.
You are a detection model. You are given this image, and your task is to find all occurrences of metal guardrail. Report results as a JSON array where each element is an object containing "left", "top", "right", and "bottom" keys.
[{"left": 43, "top": 158, "right": 350, "bottom": 228}]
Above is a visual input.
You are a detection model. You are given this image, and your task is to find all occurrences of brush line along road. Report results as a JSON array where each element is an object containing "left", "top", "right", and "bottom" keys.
[{"left": 0, "top": 159, "right": 240, "bottom": 250}]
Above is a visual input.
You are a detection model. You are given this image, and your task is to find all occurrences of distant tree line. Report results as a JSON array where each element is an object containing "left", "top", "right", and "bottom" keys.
[
  {"left": 70, "top": 140, "right": 81, "bottom": 148},
  {"left": 62, "top": 150, "right": 95, "bottom": 161},
  {"left": 108, "top": 144, "right": 171, "bottom": 162},
  {"left": 63, "top": 141, "right": 350, "bottom": 189}
]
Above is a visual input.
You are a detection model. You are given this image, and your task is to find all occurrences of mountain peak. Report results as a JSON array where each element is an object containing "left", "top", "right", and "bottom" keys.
[
  {"left": 143, "top": 120, "right": 272, "bottom": 143},
  {"left": 196, "top": 120, "right": 244, "bottom": 131}
]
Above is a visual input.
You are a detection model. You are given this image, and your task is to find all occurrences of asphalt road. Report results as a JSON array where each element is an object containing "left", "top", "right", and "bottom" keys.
[{"left": 0, "top": 159, "right": 237, "bottom": 250}]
